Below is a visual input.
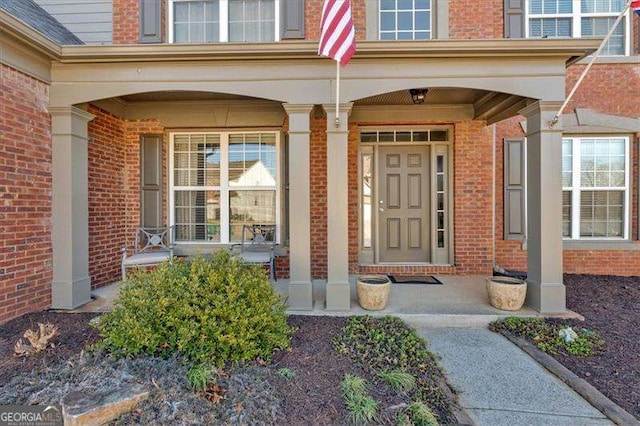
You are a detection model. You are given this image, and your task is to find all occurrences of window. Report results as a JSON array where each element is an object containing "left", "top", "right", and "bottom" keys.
[
  {"left": 170, "top": 132, "right": 280, "bottom": 243},
  {"left": 379, "top": 0, "right": 432, "bottom": 40},
  {"left": 526, "top": 0, "right": 630, "bottom": 55},
  {"left": 562, "top": 137, "right": 630, "bottom": 239},
  {"left": 170, "top": 0, "right": 279, "bottom": 43}
]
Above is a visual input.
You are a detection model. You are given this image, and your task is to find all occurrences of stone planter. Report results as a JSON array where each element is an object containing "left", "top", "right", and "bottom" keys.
[
  {"left": 486, "top": 276, "right": 527, "bottom": 311},
  {"left": 356, "top": 275, "right": 391, "bottom": 311}
]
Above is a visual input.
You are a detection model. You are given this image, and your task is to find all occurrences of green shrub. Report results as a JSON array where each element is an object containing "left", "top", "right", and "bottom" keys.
[
  {"left": 341, "top": 374, "right": 378, "bottom": 425},
  {"left": 489, "top": 317, "right": 604, "bottom": 356},
  {"left": 93, "top": 251, "right": 292, "bottom": 365},
  {"left": 379, "top": 370, "right": 416, "bottom": 393}
]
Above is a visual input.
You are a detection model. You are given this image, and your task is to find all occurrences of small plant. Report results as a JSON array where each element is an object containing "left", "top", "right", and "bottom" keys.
[
  {"left": 404, "top": 401, "right": 439, "bottom": 426},
  {"left": 14, "top": 323, "right": 58, "bottom": 357},
  {"left": 277, "top": 367, "right": 295, "bottom": 380},
  {"left": 379, "top": 370, "right": 416, "bottom": 393},
  {"left": 187, "top": 364, "right": 213, "bottom": 391},
  {"left": 489, "top": 317, "right": 604, "bottom": 356},
  {"left": 341, "top": 374, "right": 378, "bottom": 425}
]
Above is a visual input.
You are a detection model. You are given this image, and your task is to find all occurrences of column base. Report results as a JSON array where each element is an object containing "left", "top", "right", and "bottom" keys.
[
  {"left": 326, "top": 281, "right": 351, "bottom": 311},
  {"left": 525, "top": 280, "right": 566, "bottom": 314},
  {"left": 288, "top": 280, "right": 313, "bottom": 310},
  {"left": 52, "top": 276, "right": 92, "bottom": 309}
]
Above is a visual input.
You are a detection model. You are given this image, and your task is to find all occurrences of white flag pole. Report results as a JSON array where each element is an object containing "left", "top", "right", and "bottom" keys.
[
  {"left": 549, "top": 0, "right": 631, "bottom": 128},
  {"left": 335, "top": 61, "right": 340, "bottom": 128}
]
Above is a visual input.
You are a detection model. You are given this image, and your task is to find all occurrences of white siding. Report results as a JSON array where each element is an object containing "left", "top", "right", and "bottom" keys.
[{"left": 34, "top": 0, "right": 113, "bottom": 44}]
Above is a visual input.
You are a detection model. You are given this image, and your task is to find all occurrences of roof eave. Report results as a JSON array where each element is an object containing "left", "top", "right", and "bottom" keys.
[
  {"left": 0, "top": 9, "right": 62, "bottom": 59},
  {"left": 57, "top": 39, "right": 600, "bottom": 64}
]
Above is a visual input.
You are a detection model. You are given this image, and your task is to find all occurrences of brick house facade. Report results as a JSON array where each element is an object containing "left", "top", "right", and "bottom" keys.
[{"left": 1, "top": 0, "right": 638, "bottom": 323}]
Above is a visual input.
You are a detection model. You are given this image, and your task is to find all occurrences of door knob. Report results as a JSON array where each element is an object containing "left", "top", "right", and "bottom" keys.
[{"left": 379, "top": 207, "right": 384, "bottom": 212}]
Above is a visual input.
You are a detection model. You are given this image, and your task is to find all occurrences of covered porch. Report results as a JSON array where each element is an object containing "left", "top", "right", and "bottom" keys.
[{"left": 47, "top": 39, "right": 598, "bottom": 314}]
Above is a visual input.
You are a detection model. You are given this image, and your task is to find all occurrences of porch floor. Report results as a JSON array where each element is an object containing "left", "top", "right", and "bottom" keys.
[{"left": 275, "top": 275, "right": 582, "bottom": 327}]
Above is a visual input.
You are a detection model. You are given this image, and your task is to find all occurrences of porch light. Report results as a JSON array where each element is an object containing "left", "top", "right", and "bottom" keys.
[{"left": 409, "top": 88, "right": 428, "bottom": 104}]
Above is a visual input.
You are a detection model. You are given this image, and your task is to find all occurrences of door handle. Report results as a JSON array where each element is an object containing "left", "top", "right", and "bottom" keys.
[{"left": 379, "top": 207, "right": 384, "bottom": 212}]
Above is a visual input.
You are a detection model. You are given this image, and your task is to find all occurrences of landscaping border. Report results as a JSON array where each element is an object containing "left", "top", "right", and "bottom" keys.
[{"left": 499, "top": 330, "right": 640, "bottom": 426}]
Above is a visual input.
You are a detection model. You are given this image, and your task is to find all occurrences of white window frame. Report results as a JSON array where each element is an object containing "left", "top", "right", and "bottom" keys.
[
  {"left": 524, "top": 0, "right": 632, "bottom": 56},
  {"left": 169, "top": 131, "right": 281, "bottom": 245},
  {"left": 378, "top": 0, "right": 433, "bottom": 41},
  {"left": 168, "top": 0, "right": 280, "bottom": 43},
  {"left": 562, "top": 136, "right": 631, "bottom": 240}
]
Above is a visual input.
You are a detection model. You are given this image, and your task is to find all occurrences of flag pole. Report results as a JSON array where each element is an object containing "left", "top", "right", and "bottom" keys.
[
  {"left": 549, "top": 0, "right": 631, "bottom": 128},
  {"left": 335, "top": 61, "right": 340, "bottom": 128}
]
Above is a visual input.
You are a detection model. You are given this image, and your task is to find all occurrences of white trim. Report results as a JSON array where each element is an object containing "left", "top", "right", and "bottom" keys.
[
  {"left": 168, "top": 0, "right": 279, "bottom": 44},
  {"left": 169, "top": 130, "right": 281, "bottom": 245},
  {"left": 524, "top": 0, "right": 632, "bottom": 56},
  {"left": 562, "top": 136, "right": 631, "bottom": 240}
]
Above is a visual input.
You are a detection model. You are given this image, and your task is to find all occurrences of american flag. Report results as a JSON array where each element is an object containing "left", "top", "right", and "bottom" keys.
[
  {"left": 632, "top": 0, "right": 640, "bottom": 16},
  {"left": 318, "top": 0, "right": 356, "bottom": 66}
]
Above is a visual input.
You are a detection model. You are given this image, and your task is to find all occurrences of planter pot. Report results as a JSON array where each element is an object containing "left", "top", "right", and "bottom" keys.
[
  {"left": 356, "top": 275, "right": 391, "bottom": 311},
  {"left": 486, "top": 276, "right": 527, "bottom": 311}
]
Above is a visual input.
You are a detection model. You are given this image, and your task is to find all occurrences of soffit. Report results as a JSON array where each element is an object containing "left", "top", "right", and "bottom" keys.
[{"left": 355, "top": 88, "right": 489, "bottom": 106}]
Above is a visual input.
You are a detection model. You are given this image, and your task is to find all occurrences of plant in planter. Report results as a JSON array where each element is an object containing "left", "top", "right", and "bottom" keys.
[{"left": 356, "top": 275, "right": 391, "bottom": 310}]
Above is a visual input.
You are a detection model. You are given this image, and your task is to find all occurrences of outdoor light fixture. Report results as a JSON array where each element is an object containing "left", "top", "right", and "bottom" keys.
[{"left": 409, "top": 88, "right": 429, "bottom": 104}]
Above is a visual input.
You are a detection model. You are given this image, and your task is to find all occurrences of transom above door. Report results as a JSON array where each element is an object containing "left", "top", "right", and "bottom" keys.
[{"left": 359, "top": 128, "right": 452, "bottom": 265}]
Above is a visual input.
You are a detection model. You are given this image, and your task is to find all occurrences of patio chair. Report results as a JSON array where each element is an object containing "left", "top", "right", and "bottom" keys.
[
  {"left": 230, "top": 224, "right": 277, "bottom": 281},
  {"left": 121, "top": 226, "right": 174, "bottom": 279}
]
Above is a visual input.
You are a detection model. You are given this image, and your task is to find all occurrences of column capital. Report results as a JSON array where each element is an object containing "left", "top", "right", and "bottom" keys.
[
  {"left": 322, "top": 102, "right": 354, "bottom": 117},
  {"left": 48, "top": 106, "right": 95, "bottom": 123},
  {"left": 282, "top": 103, "right": 314, "bottom": 115},
  {"left": 519, "top": 101, "right": 564, "bottom": 135}
]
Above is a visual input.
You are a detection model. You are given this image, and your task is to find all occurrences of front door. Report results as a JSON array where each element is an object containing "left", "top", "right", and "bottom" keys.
[{"left": 378, "top": 146, "right": 430, "bottom": 262}]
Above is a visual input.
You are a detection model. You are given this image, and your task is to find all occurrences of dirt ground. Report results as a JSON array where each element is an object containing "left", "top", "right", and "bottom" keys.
[
  {"left": 0, "top": 312, "right": 100, "bottom": 384},
  {"left": 559, "top": 274, "right": 640, "bottom": 419},
  {"left": 0, "top": 313, "right": 456, "bottom": 424}
]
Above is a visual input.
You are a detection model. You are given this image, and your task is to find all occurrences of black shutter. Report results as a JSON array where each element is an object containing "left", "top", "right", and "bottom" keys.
[
  {"left": 504, "top": 138, "right": 526, "bottom": 240},
  {"left": 139, "top": 0, "right": 162, "bottom": 43},
  {"left": 281, "top": 0, "right": 305, "bottom": 39},
  {"left": 140, "top": 134, "right": 163, "bottom": 227},
  {"left": 504, "top": 0, "right": 526, "bottom": 39}
]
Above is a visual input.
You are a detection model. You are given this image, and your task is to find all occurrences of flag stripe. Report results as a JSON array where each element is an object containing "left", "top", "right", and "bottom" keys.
[
  {"left": 632, "top": 0, "right": 640, "bottom": 16},
  {"left": 318, "top": 0, "right": 356, "bottom": 67}
]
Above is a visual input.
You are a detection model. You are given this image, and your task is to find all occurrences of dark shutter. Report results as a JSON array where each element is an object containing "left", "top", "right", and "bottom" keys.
[
  {"left": 504, "top": 0, "right": 526, "bottom": 38},
  {"left": 504, "top": 138, "right": 526, "bottom": 240},
  {"left": 140, "top": 135, "right": 163, "bottom": 227},
  {"left": 281, "top": 0, "right": 305, "bottom": 39},
  {"left": 139, "top": 0, "right": 162, "bottom": 43}
]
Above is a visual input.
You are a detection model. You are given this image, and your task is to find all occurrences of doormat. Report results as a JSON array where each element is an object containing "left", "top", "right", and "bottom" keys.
[{"left": 388, "top": 275, "right": 442, "bottom": 285}]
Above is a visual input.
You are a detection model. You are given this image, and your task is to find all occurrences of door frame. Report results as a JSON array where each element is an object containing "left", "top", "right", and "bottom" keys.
[{"left": 357, "top": 126, "right": 454, "bottom": 266}]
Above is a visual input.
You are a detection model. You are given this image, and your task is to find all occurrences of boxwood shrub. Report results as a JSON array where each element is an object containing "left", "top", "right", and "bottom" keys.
[{"left": 94, "top": 251, "right": 292, "bottom": 366}]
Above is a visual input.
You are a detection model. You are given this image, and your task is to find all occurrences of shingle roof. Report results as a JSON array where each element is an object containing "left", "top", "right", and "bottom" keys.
[{"left": 0, "top": 0, "right": 83, "bottom": 45}]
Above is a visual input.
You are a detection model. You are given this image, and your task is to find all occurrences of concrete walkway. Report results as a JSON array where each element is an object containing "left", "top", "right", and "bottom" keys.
[{"left": 418, "top": 328, "right": 613, "bottom": 426}]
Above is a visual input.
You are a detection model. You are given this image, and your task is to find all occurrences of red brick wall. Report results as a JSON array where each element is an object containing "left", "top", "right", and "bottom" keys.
[
  {"left": 310, "top": 110, "right": 328, "bottom": 278},
  {"left": 495, "top": 63, "right": 640, "bottom": 276},
  {"left": 449, "top": 0, "right": 504, "bottom": 39},
  {"left": 87, "top": 106, "right": 127, "bottom": 288},
  {"left": 0, "top": 64, "right": 52, "bottom": 324},
  {"left": 113, "top": 0, "right": 139, "bottom": 44},
  {"left": 305, "top": 0, "right": 367, "bottom": 41}
]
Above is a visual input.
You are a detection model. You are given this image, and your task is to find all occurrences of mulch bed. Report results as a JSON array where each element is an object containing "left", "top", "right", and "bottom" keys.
[
  {"left": 0, "top": 311, "right": 101, "bottom": 384},
  {"left": 0, "top": 312, "right": 456, "bottom": 425},
  {"left": 557, "top": 274, "right": 640, "bottom": 419}
]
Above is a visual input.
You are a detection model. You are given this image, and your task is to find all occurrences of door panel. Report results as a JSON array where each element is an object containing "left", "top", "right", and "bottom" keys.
[{"left": 379, "top": 146, "right": 430, "bottom": 262}]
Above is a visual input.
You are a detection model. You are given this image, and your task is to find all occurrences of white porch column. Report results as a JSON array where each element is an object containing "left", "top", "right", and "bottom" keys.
[
  {"left": 283, "top": 104, "right": 314, "bottom": 310},
  {"left": 323, "top": 103, "right": 353, "bottom": 311},
  {"left": 520, "top": 101, "right": 566, "bottom": 313},
  {"left": 49, "top": 106, "right": 95, "bottom": 309}
]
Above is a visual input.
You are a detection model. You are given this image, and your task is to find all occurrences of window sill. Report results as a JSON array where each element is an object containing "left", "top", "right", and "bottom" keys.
[
  {"left": 174, "top": 242, "right": 287, "bottom": 257},
  {"left": 562, "top": 240, "right": 640, "bottom": 251},
  {"left": 576, "top": 55, "right": 640, "bottom": 65}
]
